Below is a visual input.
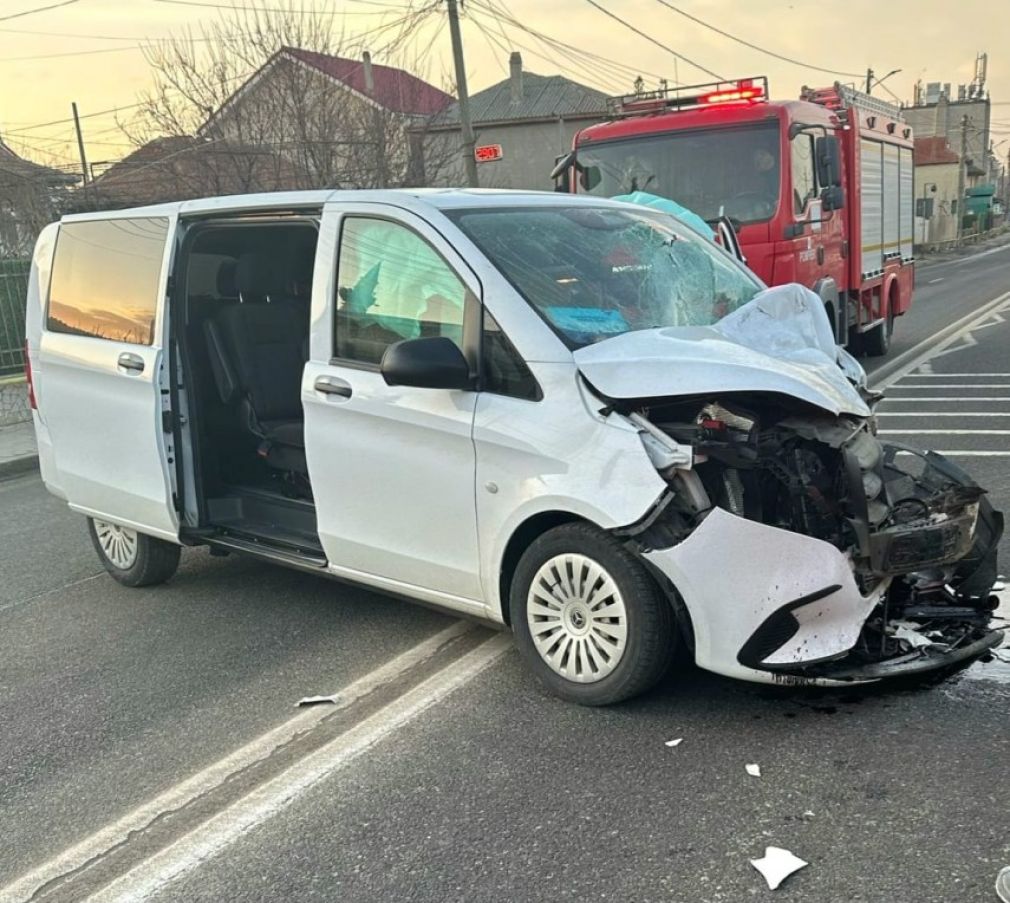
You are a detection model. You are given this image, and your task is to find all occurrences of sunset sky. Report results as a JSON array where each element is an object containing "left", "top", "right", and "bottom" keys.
[{"left": 2, "top": 0, "right": 1009, "bottom": 170}]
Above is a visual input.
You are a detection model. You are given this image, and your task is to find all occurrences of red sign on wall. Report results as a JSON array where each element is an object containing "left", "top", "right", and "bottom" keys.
[{"left": 474, "top": 144, "right": 504, "bottom": 163}]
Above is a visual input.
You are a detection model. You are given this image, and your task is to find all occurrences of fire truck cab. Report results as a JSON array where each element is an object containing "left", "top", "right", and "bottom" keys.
[{"left": 558, "top": 78, "right": 915, "bottom": 355}]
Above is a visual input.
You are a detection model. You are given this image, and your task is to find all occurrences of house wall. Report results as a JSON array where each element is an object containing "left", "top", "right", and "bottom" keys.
[
  {"left": 904, "top": 97, "right": 990, "bottom": 178},
  {"left": 914, "top": 161, "right": 960, "bottom": 245},
  {"left": 424, "top": 117, "right": 604, "bottom": 190},
  {"left": 205, "top": 57, "right": 418, "bottom": 188}
]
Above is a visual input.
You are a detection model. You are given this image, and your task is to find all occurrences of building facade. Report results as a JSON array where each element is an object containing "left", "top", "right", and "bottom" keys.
[{"left": 422, "top": 53, "right": 610, "bottom": 191}]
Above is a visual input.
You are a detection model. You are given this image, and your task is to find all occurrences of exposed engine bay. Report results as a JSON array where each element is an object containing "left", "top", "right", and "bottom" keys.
[{"left": 621, "top": 391, "right": 1005, "bottom": 682}]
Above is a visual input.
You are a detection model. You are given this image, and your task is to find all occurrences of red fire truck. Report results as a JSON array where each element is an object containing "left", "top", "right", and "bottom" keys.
[{"left": 556, "top": 78, "right": 915, "bottom": 355}]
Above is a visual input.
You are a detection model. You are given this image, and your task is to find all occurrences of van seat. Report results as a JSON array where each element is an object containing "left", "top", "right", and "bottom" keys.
[{"left": 204, "top": 253, "right": 309, "bottom": 474}]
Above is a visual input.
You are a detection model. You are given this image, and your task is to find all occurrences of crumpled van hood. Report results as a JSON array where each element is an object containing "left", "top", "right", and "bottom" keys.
[{"left": 572, "top": 284, "right": 870, "bottom": 417}]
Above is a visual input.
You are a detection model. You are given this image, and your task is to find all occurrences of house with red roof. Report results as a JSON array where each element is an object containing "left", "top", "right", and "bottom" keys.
[
  {"left": 200, "top": 46, "right": 454, "bottom": 190},
  {"left": 913, "top": 135, "right": 961, "bottom": 245}
]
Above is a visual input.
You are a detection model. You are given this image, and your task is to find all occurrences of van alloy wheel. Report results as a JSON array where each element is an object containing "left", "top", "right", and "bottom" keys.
[
  {"left": 93, "top": 520, "right": 139, "bottom": 570},
  {"left": 527, "top": 553, "right": 629, "bottom": 683}
]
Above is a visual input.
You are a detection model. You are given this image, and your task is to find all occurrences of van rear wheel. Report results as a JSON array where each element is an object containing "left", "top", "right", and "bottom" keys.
[
  {"left": 88, "top": 518, "right": 181, "bottom": 587},
  {"left": 510, "top": 523, "right": 676, "bottom": 706}
]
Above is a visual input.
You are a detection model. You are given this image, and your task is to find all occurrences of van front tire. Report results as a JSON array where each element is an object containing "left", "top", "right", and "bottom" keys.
[
  {"left": 87, "top": 518, "right": 181, "bottom": 587},
  {"left": 509, "top": 523, "right": 676, "bottom": 706}
]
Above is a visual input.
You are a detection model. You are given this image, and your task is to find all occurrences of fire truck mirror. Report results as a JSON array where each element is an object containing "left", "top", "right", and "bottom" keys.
[
  {"left": 820, "top": 184, "right": 845, "bottom": 212},
  {"left": 815, "top": 135, "right": 842, "bottom": 188}
]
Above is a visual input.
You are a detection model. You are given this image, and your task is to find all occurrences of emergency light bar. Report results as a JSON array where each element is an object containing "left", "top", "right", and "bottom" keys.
[{"left": 607, "top": 76, "right": 769, "bottom": 116}]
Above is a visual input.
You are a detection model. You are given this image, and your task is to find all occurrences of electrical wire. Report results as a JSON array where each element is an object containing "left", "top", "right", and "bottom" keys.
[
  {"left": 652, "top": 0, "right": 863, "bottom": 79},
  {"left": 151, "top": 0, "right": 407, "bottom": 13},
  {"left": 469, "top": 0, "right": 669, "bottom": 86},
  {"left": 0, "top": 0, "right": 80, "bottom": 23},
  {"left": 583, "top": 0, "right": 723, "bottom": 81}
]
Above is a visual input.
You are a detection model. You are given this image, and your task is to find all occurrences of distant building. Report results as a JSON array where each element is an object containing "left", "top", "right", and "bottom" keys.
[
  {"left": 904, "top": 76, "right": 990, "bottom": 189},
  {"left": 90, "top": 136, "right": 303, "bottom": 208},
  {"left": 913, "top": 136, "right": 960, "bottom": 245},
  {"left": 201, "top": 46, "right": 454, "bottom": 189},
  {"left": 421, "top": 53, "right": 610, "bottom": 190},
  {"left": 0, "top": 137, "right": 77, "bottom": 255}
]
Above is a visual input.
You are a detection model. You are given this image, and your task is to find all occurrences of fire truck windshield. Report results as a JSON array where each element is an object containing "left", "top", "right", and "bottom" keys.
[
  {"left": 447, "top": 205, "right": 762, "bottom": 350},
  {"left": 576, "top": 122, "right": 781, "bottom": 225}
]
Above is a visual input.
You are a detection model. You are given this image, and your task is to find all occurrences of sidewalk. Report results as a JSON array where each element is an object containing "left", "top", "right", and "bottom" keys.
[{"left": 0, "top": 419, "right": 38, "bottom": 480}]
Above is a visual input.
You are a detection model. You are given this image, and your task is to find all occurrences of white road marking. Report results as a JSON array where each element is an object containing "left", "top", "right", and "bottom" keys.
[
  {"left": 878, "top": 430, "right": 1010, "bottom": 435},
  {"left": 901, "top": 373, "right": 1010, "bottom": 378},
  {"left": 876, "top": 412, "right": 1010, "bottom": 417},
  {"left": 883, "top": 384, "right": 1010, "bottom": 389},
  {"left": 869, "top": 292, "right": 1010, "bottom": 391},
  {"left": 85, "top": 634, "right": 512, "bottom": 903},
  {"left": 0, "top": 621, "right": 476, "bottom": 903},
  {"left": 880, "top": 397, "right": 1010, "bottom": 402},
  {"left": 920, "top": 451, "right": 1010, "bottom": 457},
  {"left": 927, "top": 277, "right": 944, "bottom": 284}
]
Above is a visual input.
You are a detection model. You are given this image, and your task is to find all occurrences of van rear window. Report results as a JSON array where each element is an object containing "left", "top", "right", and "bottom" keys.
[{"left": 47, "top": 218, "right": 169, "bottom": 345}]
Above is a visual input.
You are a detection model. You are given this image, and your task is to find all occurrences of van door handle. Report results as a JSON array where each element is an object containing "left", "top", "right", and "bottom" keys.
[
  {"left": 117, "top": 352, "right": 145, "bottom": 374},
  {"left": 314, "top": 375, "right": 352, "bottom": 398}
]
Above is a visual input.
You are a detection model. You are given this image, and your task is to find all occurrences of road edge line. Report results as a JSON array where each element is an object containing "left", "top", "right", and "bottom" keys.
[
  {"left": 870, "top": 291, "right": 1010, "bottom": 390},
  {"left": 0, "top": 621, "right": 475, "bottom": 903},
  {"left": 86, "top": 634, "right": 513, "bottom": 903}
]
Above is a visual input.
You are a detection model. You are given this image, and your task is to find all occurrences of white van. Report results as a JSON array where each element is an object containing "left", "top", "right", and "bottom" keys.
[{"left": 25, "top": 190, "right": 1002, "bottom": 704}]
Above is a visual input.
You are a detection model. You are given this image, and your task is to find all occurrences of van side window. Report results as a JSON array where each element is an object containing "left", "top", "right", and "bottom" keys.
[
  {"left": 47, "top": 218, "right": 169, "bottom": 345},
  {"left": 482, "top": 310, "right": 541, "bottom": 401},
  {"left": 334, "top": 217, "right": 468, "bottom": 366}
]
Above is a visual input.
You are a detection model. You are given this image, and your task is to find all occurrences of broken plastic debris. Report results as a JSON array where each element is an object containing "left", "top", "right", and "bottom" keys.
[
  {"left": 664, "top": 738, "right": 683, "bottom": 747},
  {"left": 994, "top": 580, "right": 1006, "bottom": 592},
  {"left": 750, "top": 846, "right": 808, "bottom": 890},
  {"left": 296, "top": 693, "right": 341, "bottom": 707},
  {"left": 803, "top": 810, "right": 815, "bottom": 818},
  {"left": 891, "top": 621, "right": 936, "bottom": 649},
  {"left": 745, "top": 763, "right": 761, "bottom": 777},
  {"left": 997, "top": 866, "right": 1010, "bottom": 903}
]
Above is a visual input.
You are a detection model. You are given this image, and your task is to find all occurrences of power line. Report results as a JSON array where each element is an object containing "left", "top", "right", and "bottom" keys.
[
  {"left": 652, "top": 0, "right": 863, "bottom": 79},
  {"left": 583, "top": 0, "right": 723, "bottom": 81},
  {"left": 470, "top": 0, "right": 668, "bottom": 85},
  {"left": 0, "top": 0, "right": 80, "bottom": 23},
  {"left": 150, "top": 0, "right": 406, "bottom": 13},
  {"left": 0, "top": 45, "right": 143, "bottom": 62},
  {"left": 0, "top": 26, "right": 146, "bottom": 40}
]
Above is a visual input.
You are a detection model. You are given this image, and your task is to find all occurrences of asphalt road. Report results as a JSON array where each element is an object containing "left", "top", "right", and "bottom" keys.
[{"left": 2, "top": 242, "right": 1010, "bottom": 903}]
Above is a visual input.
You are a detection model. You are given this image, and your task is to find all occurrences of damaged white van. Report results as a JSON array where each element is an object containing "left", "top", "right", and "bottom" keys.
[{"left": 25, "top": 190, "right": 1003, "bottom": 704}]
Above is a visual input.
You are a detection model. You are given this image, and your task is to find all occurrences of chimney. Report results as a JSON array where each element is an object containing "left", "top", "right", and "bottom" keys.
[
  {"left": 362, "top": 50, "right": 374, "bottom": 95},
  {"left": 509, "top": 51, "right": 523, "bottom": 104}
]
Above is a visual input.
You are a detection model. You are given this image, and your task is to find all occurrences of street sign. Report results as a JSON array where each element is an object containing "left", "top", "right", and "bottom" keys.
[{"left": 474, "top": 144, "right": 503, "bottom": 163}]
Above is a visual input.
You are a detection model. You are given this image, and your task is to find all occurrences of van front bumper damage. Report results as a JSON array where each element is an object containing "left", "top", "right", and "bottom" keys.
[{"left": 626, "top": 404, "right": 1004, "bottom": 685}]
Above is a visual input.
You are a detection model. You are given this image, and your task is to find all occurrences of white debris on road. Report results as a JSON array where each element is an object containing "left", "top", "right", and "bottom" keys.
[
  {"left": 296, "top": 694, "right": 341, "bottom": 707},
  {"left": 745, "top": 763, "right": 761, "bottom": 777},
  {"left": 750, "top": 846, "right": 809, "bottom": 890},
  {"left": 891, "top": 621, "right": 938, "bottom": 649},
  {"left": 997, "top": 865, "right": 1010, "bottom": 903},
  {"left": 664, "top": 738, "right": 683, "bottom": 747}
]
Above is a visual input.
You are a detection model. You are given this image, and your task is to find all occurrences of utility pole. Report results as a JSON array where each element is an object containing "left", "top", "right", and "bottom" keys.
[
  {"left": 865, "top": 68, "right": 874, "bottom": 95},
  {"left": 71, "top": 101, "right": 89, "bottom": 186},
  {"left": 446, "top": 0, "right": 478, "bottom": 188},
  {"left": 956, "top": 113, "right": 968, "bottom": 242}
]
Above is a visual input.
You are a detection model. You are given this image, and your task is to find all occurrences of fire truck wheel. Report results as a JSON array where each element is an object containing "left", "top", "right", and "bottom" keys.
[{"left": 862, "top": 308, "right": 894, "bottom": 357}]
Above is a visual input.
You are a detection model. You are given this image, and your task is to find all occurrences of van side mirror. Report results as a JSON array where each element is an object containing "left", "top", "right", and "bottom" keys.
[
  {"left": 380, "top": 336, "right": 473, "bottom": 390},
  {"left": 815, "top": 135, "right": 842, "bottom": 188},
  {"left": 551, "top": 151, "right": 575, "bottom": 191}
]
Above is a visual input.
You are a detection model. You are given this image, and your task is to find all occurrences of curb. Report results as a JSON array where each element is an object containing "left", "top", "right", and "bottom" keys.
[{"left": 0, "top": 454, "right": 39, "bottom": 482}]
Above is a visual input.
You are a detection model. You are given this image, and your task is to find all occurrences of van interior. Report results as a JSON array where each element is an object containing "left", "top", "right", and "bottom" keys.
[{"left": 176, "top": 215, "right": 325, "bottom": 563}]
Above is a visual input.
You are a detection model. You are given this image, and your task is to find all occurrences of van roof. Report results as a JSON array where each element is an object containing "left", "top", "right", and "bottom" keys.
[{"left": 60, "top": 188, "right": 631, "bottom": 223}]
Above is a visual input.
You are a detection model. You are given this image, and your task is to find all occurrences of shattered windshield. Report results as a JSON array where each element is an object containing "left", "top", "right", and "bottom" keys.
[
  {"left": 576, "top": 122, "right": 781, "bottom": 224},
  {"left": 448, "top": 205, "right": 762, "bottom": 349}
]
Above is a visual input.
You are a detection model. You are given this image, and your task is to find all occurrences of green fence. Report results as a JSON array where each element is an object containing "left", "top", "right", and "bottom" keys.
[{"left": 0, "top": 259, "right": 30, "bottom": 378}]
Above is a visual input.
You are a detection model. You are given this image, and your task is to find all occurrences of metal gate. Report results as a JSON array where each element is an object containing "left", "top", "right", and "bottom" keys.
[{"left": 0, "top": 259, "right": 29, "bottom": 377}]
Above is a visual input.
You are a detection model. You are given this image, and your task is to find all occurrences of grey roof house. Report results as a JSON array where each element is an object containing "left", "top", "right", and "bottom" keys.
[{"left": 420, "top": 53, "right": 609, "bottom": 190}]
